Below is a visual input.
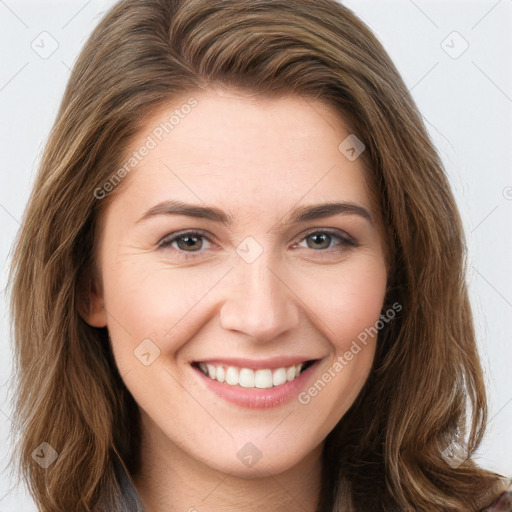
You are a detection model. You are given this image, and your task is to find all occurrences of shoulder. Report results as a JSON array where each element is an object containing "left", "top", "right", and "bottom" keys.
[{"left": 482, "top": 481, "right": 512, "bottom": 512}]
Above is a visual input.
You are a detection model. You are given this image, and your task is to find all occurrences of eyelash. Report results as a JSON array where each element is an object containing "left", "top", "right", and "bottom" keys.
[{"left": 157, "top": 229, "right": 359, "bottom": 260}]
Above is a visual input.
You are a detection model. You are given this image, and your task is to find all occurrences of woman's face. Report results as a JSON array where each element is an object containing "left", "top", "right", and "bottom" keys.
[{"left": 87, "top": 87, "right": 388, "bottom": 477}]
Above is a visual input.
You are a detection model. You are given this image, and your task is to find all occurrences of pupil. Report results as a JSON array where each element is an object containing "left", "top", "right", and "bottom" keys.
[
  {"left": 309, "top": 233, "right": 330, "bottom": 249},
  {"left": 179, "top": 236, "right": 201, "bottom": 251}
]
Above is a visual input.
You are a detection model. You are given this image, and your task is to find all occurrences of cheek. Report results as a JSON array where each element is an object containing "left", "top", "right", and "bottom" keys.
[
  {"left": 100, "top": 257, "right": 229, "bottom": 355},
  {"left": 305, "top": 255, "right": 388, "bottom": 351},
  {"left": 295, "top": 260, "right": 387, "bottom": 422}
]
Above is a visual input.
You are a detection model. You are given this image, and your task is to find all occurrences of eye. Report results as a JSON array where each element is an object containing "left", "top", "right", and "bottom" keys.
[
  {"left": 157, "top": 228, "right": 358, "bottom": 260},
  {"left": 158, "top": 230, "right": 215, "bottom": 259},
  {"left": 294, "top": 229, "right": 358, "bottom": 254}
]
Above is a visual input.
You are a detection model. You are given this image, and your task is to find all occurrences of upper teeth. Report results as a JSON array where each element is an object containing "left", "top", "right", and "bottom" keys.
[{"left": 197, "top": 362, "right": 305, "bottom": 388}]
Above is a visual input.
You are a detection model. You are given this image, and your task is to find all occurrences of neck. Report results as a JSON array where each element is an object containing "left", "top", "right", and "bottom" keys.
[{"left": 131, "top": 413, "right": 323, "bottom": 512}]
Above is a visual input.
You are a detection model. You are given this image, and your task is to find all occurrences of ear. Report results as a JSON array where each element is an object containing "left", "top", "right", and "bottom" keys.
[{"left": 78, "top": 270, "right": 108, "bottom": 328}]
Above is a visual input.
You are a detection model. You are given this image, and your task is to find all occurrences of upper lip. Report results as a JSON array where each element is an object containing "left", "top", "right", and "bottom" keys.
[{"left": 192, "top": 356, "right": 320, "bottom": 370}]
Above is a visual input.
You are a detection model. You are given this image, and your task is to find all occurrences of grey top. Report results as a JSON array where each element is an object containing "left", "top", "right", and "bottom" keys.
[
  {"left": 112, "top": 456, "right": 146, "bottom": 511},
  {"left": 109, "top": 457, "right": 512, "bottom": 511}
]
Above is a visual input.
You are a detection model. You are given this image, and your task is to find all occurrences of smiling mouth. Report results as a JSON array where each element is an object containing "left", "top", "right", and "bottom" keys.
[{"left": 191, "top": 360, "right": 317, "bottom": 389}]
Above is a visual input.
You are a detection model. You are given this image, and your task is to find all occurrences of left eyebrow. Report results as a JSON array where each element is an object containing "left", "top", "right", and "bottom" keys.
[
  {"left": 136, "top": 199, "right": 373, "bottom": 227},
  {"left": 285, "top": 201, "right": 373, "bottom": 226}
]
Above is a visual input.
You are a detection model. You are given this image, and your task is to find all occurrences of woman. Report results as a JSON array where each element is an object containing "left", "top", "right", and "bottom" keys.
[{"left": 8, "top": 0, "right": 511, "bottom": 510}]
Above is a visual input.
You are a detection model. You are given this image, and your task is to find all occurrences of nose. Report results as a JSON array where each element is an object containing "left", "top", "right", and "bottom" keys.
[{"left": 219, "top": 254, "right": 300, "bottom": 343}]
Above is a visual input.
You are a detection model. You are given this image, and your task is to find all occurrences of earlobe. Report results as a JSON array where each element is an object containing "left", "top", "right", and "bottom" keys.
[
  {"left": 84, "top": 297, "right": 108, "bottom": 327},
  {"left": 78, "top": 273, "right": 108, "bottom": 328}
]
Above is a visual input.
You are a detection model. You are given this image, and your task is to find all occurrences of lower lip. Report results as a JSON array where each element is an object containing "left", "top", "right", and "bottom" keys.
[{"left": 192, "top": 361, "right": 320, "bottom": 409}]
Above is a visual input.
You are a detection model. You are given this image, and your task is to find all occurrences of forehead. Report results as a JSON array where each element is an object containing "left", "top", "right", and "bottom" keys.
[{"left": 106, "top": 88, "right": 376, "bottom": 224}]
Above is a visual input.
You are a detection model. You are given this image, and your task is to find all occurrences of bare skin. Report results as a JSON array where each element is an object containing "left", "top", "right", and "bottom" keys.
[{"left": 85, "top": 87, "right": 388, "bottom": 511}]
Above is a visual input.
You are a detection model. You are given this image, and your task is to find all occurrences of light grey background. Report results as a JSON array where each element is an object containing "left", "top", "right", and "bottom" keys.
[{"left": 1, "top": 0, "right": 511, "bottom": 509}]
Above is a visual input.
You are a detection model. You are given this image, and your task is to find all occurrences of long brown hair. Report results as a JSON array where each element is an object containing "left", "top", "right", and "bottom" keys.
[{"left": 8, "top": 0, "right": 508, "bottom": 510}]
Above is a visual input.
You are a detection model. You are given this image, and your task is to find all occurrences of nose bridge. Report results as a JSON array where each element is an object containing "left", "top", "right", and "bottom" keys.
[{"left": 219, "top": 246, "right": 299, "bottom": 342}]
